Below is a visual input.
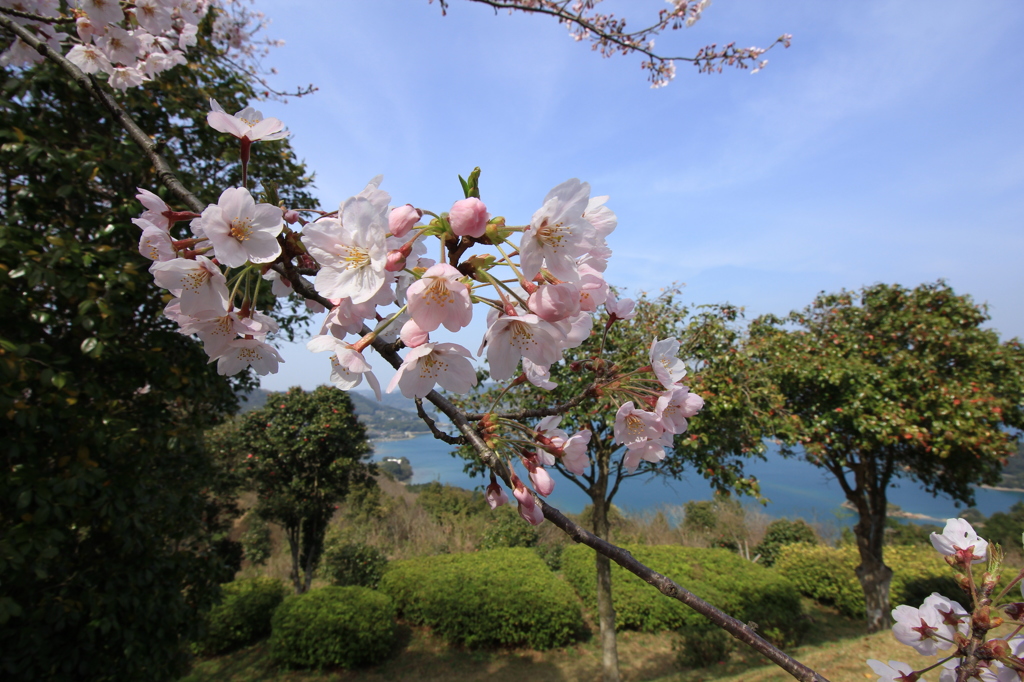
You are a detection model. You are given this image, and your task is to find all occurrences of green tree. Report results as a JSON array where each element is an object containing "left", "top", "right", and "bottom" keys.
[
  {"left": 751, "top": 282, "right": 1024, "bottom": 631},
  {"left": 0, "top": 26, "right": 314, "bottom": 682},
  {"left": 452, "top": 289, "right": 779, "bottom": 682},
  {"left": 232, "top": 387, "right": 374, "bottom": 593}
]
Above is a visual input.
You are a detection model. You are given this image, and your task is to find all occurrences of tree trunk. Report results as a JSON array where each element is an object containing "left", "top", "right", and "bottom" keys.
[
  {"left": 852, "top": 491, "right": 892, "bottom": 632},
  {"left": 285, "top": 522, "right": 303, "bottom": 594},
  {"left": 592, "top": 460, "right": 620, "bottom": 682}
]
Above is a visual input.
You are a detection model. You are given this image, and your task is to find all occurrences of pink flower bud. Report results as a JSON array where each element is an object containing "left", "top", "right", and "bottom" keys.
[
  {"left": 400, "top": 318, "right": 429, "bottom": 347},
  {"left": 283, "top": 209, "right": 300, "bottom": 224},
  {"left": 528, "top": 465, "right": 555, "bottom": 497},
  {"left": 485, "top": 480, "right": 509, "bottom": 509},
  {"left": 528, "top": 283, "right": 581, "bottom": 323},
  {"left": 385, "top": 250, "right": 407, "bottom": 272},
  {"left": 389, "top": 204, "right": 422, "bottom": 238},
  {"left": 449, "top": 197, "right": 489, "bottom": 238}
]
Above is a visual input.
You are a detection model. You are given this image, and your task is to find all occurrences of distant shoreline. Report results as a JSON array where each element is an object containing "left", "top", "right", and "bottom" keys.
[
  {"left": 371, "top": 430, "right": 430, "bottom": 443},
  {"left": 982, "top": 484, "right": 1024, "bottom": 494}
]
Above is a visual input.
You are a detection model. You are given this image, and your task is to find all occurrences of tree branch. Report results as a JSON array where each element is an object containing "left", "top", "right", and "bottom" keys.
[{"left": 0, "top": 15, "right": 205, "bottom": 214}]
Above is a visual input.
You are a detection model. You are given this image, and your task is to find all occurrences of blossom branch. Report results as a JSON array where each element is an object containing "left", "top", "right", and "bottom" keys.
[
  {"left": 434, "top": 0, "right": 791, "bottom": 86},
  {"left": 414, "top": 397, "right": 466, "bottom": 446},
  {"left": 0, "top": 14, "right": 206, "bottom": 214}
]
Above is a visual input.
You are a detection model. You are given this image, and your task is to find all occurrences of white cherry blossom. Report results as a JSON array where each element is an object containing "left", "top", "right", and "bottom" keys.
[
  {"left": 930, "top": 518, "right": 988, "bottom": 563},
  {"left": 302, "top": 197, "right": 389, "bottom": 304},
  {"left": 387, "top": 342, "right": 477, "bottom": 399},
  {"left": 216, "top": 338, "right": 283, "bottom": 376},
  {"left": 520, "top": 178, "right": 595, "bottom": 282},
  {"left": 207, "top": 98, "right": 288, "bottom": 142},
  {"left": 650, "top": 337, "right": 687, "bottom": 389},
  {"left": 197, "top": 187, "right": 283, "bottom": 268}
]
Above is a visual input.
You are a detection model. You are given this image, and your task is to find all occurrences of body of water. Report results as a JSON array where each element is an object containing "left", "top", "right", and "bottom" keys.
[{"left": 373, "top": 435, "right": 1024, "bottom": 527}]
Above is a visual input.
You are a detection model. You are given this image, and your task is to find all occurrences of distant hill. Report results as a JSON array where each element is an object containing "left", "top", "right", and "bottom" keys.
[{"left": 238, "top": 387, "right": 431, "bottom": 440}]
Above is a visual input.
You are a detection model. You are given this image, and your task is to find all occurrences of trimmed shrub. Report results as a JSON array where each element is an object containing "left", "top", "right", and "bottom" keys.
[
  {"left": 379, "top": 547, "right": 584, "bottom": 649},
  {"left": 775, "top": 544, "right": 960, "bottom": 618},
  {"left": 320, "top": 541, "right": 388, "bottom": 589},
  {"left": 479, "top": 505, "right": 540, "bottom": 549},
  {"left": 754, "top": 518, "right": 818, "bottom": 567},
  {"left": 270, "top": 586, "right": 396, "bottom": 669},
  {"left": 561, "top": 544, "right": 806, "bottom": 648},
  {"left": 676, "top": 619, "right": 736, "bottom": 668},
  {"left": 196, "top": 577, "right": 288, "bottom": 655}
]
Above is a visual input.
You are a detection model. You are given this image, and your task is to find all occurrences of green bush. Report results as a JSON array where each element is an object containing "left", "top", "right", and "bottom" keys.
[
  {"left": 320, "top": 541, "right": 388, "bottom": 589},
  {"left": 676, "top": 619, "right": 736, "bottom": 668},
  {"left": 754, "top": 518, "right": 818, "bottom": 567},
  {"left": 196, "top": 577, "right": 289, "bottom": 655},
  {"left": 535, "top": 543, "right": 565, "bottom": 571},
  {"left": 269, "top": 586, "right": 396, "bottom": 669},
  {"left": 775, "top": 544, "right": 961, "bottom": 618},
  {"left": 379, "top": 548, "right": 584, "bottom": 649},
  {"left": 561, "top": 544, "right": 806, "bottom": 648},
  {"left": 479, "top": 505, "right": 540, "bottom": 549}
]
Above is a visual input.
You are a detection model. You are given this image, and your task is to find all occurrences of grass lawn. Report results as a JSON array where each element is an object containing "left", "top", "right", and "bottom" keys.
[{"left": 181, "top": 600, "right": 943, "bottom": 682}]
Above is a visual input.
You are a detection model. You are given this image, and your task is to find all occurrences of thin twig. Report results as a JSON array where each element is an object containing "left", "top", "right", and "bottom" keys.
[{"left": 414, "top": 398, "right": 466, "bottom": 446}]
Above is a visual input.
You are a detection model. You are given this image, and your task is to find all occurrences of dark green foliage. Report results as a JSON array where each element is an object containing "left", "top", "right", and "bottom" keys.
[
  {"left": 479, "top": 505, "right": 540, "bottom": 549},
  {"left": 884, "top": 518, "right": 940, "bottom": 547},
  {"left": 774, "top": 544, "right": 961, "bottom": 618},
  {"left": 240, "top": 514, "right": 273, "bottom": 566},
  {"left": 754, "top": 518, "right": 819, "bottom": 567},
  {"left": 980, "top": 502, "right": 1024, "bottom": 552},
  {"left": 535, "top": 543, "right": 565, "bottom": 571},
  {"left": 379, "top": 548, "right": 585, "bottom": 650},
  {"left": 378, "top": 456, "right": 413, "bottom": 482},
  {"left": 0, "top": 24, "right": 314, "bottom": 682},
  {"left": 410, "top": 481, "right": 488, "bottom": 522},
  {"left": 196, "top": 577, "right": 288, "bottom": 656},
  {"left": 676, "top": 619, "right": 736, "bottom": 668},
  {"left": 232, "top": 386, "right": 374, "bottom": 593},
  {"left": 320, "top": 541, "right": 389, "bottom": 589},
  {"left": 269, "top": 586, "right": 396, "bottom": 670},
  {"left": 562, "top": 544, "right": 806, "bottom": 648}
]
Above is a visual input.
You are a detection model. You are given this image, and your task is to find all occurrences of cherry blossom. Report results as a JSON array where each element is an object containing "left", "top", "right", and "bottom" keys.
[
  {"left": 892, "top": 593, "right": 965, "bottom": 656},
  {"left": 66, "top": 44, "right": 112, "bottom": 75},
  {"left": 605, "top": 290, "right": 636, "bottom": 321},
  {"left": 520, "top": 179, "right": 595, "bottom": 282},
  {"left": 405, "top": 263, "right": 473, "bottom": 332},
  {"left": 136, "top": 187, "right": 171, "bottom": 229},
  {"left": 523, "top": 457, "right": 555, "bottom": 497},
  {"left": 197, "top": 187, "right": 283, "bottom": 268},
  {"left": 528, "top": 282, "right": 581, "bottom": 323},
  {"left": 558, "top": 429, "right": 592, "bottom": 475},
  {"left": 866, "top": 660, "right": 917, "bottom": 682},
  {"left": 480, "top": 313, "right": 566, "bottom": 381},
  {"left": 207, "top": 98, "right": 289, "bottom": 142},
  {"left": 216, "top": 338, "right": 283, "bottom": 376},
  {"left": 78, "top": 0, "right": 124, "bottom": 27},
  {"left": 307, "top": 334, "right": 382, "bottom": 400},
  {"left": 95, "top": 26, "right": 141, "bottom": 66},
  {"left": 132, "top": 0, "right": 174, "bottom": 35},
  {"left": 930, "top": 518, "right": 988, "bottom": 563},
  {"left": 656, "top": 386, "right": 704, "bottom": 434},
  {"left": 650, "top": 337, "right": 687, "bottom": 389},
  {"left": 613, "top": 401, "right": 664, "bottom": 447},
  {"left": 623, "top": 434, "right": 671, "bottom": 473},
  {"left": 136, "top": 220, "right": 175, "bottom": 262},
  {"left": 150, "top": 255, "right": 230, "bottom": 317},
  {"left": 386, "top": 342, "right": 477, "bottom": 399},
  {"left": 302, "top": 197, "right": 390, "bottom": 304}
]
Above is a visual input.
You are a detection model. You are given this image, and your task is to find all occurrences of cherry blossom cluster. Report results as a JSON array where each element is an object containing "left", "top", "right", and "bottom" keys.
[
  {"left": 0, "top": 0, "right": 278, "bottom": 93},
  {"left": 134, "top": 97, "right": 706, "bottom": 525},
  {"left": 869, "top": 519, "right": 1024, "bottom": 681}
]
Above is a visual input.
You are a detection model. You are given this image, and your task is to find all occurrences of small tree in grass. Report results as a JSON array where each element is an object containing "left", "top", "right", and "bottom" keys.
[{"left": 234, "top": 386, "right": 374, "bottom": 593}]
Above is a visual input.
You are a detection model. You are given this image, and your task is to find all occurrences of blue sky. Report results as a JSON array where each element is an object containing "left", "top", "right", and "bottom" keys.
[{"left": 252, "top": 0, "right": 1024, "bottom": 392}]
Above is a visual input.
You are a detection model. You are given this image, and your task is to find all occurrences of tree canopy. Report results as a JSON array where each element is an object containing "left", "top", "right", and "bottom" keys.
[
  {"left": 227, "top": 386, "right": 374, "bottom": 594},
  {"left": 751, "top": 281, "right": 1024, "bottom": 630}
]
